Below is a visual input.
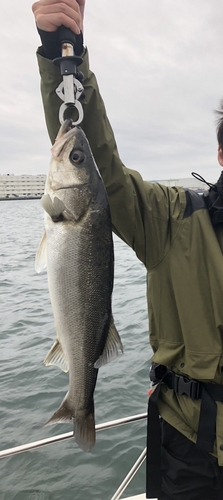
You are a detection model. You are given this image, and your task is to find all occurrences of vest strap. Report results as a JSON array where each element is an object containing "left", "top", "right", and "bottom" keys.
[{"left": 146, "top": 382, "right": 162, "bottom": 498}]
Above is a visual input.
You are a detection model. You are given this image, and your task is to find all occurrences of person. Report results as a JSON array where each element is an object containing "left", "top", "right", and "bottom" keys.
[{"left": 32, "top": 1, "right": 223, "bottom": 498}]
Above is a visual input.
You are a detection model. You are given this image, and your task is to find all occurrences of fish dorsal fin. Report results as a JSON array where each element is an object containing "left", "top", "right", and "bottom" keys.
[
  {"left": 94, "top": 316, "right": 123, "bottom": 369},
  {"left": 35, "top": 230, "right": 47, "bottom": 273},
  {"left": 41, "top": 194, "right": 65, "bottom": 218},
  {"left": 44, "top": 339, "right": 69, "bottom": 373}
]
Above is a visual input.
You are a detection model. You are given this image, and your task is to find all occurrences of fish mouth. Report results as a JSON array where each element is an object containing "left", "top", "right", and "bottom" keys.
[
  {"left": 51, "top": 120, "right": 80, "bottom": 158},
  {"left": 59, "top": 119, "right": 76, "bottom": 137},
  {"left": 54, "top": 183, "right": 87, "bottom": 191}
]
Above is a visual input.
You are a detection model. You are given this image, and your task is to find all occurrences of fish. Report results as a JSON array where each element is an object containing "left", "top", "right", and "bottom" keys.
[{"left": 35, "top": 119, "right": 123, "bottom": 452}]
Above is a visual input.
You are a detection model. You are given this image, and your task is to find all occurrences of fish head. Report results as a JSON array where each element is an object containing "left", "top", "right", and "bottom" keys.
[{"left": 45, "top": 120, "right": 100, "bottom": 221}]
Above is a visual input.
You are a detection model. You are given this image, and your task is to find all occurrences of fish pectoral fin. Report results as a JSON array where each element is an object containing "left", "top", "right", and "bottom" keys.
[
  {"left": 41, "top": 194, "right": 65, "bottom": 220},
  {"left": 94, "top": 316, "right": 123, "bottom": 369},
  {"left": 44, "top": 339, "right": 69, "bottom": 373},
  {"left": 35, "top": 230, "right": 47, "bottom": 273}
]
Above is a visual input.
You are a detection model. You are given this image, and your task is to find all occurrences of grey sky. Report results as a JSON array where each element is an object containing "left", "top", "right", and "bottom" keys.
[{"left": 1, "top": 0, "right": 223, "bottom": 182}]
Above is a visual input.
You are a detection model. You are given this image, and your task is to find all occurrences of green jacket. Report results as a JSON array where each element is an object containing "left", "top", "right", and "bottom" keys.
[{"left": 37, "top": 48, "right": 223, "bottom": 464}]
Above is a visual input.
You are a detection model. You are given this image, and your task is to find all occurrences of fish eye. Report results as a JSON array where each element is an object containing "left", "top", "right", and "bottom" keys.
[{"left": 70, "top": 150, "right": 85, "bottom": 165}]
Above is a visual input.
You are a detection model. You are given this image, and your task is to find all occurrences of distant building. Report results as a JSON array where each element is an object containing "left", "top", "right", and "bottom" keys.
[
  {"left": 150, "top": 177, "right": 206, "bottom": 193},
  {"left": 0, "top": 174, "right": 207, "bottom": 201},
  {"left": 0, "top": 174, "right": 46, "bottom": 200}
]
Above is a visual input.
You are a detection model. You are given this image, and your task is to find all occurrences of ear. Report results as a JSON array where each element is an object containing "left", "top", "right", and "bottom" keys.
[{"left": 218, "top": 147, "right": 223, "bottom": 166}]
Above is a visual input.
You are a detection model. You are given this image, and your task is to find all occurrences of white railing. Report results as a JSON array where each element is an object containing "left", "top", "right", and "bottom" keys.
[{"left": 0, "top": 412, "right": 147, "bottom": 500}]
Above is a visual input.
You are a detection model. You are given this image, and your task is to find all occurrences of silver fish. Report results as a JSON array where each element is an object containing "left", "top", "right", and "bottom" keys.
[{"left": 35, "top": 120, "right": 123, "bottom": 452}]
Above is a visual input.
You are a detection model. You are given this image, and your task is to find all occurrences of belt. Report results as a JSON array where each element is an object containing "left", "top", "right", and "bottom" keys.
[{"left": 146, "top": 367, "right": 223, "bottom": 499}]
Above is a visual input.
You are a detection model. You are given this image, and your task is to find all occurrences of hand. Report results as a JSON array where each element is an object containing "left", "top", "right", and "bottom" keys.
[
  {"left": 32, "top": 0, "right": 85, "bottom": 34},
  {"left": 76, "top": 0, "right": 85, "bottom": 23}
]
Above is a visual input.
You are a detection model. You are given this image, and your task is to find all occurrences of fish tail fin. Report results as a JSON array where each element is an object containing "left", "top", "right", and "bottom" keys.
[
  {"left": 74, "top": 401, "right": 95, "bottom": 453},
  {"left": 45, "top": 397, "right": 96, "bottom": 452},
  {"left": 45, "top": 395, "right": 73, "bottom": 425}
]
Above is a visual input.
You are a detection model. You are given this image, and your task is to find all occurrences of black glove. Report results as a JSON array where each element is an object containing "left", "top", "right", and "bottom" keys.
[{"left": 37, "top": 27, "right": 84, "bottom": 60}]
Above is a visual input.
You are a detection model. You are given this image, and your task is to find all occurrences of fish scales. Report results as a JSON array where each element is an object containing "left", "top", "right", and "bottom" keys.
[
  {"left": 47, "top": 196, "right": 113, "bottom": 409},
  {"left": 35, "top": 121, "right": 123, "bottom": 452}
]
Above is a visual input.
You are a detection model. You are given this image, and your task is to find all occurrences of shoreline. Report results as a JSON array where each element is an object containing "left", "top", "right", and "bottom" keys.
[{"left": 0, "top": 196, "right": 42, "bottom": 201}]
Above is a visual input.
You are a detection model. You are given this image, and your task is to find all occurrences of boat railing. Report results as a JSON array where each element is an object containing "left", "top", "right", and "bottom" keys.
[{"left": 0, "top": 412, "right": 147, "bottom": 500}]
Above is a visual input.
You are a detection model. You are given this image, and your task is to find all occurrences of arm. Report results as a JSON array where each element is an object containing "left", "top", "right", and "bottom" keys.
[
  {"left": 32, "top": 0, "right": 185, "bottom": 267},
  {"left": 33, "top": 0, "right": 149, "bottom": 262},
  {"left": 38, "top": 50, "right": 149, "bottom": 261}
]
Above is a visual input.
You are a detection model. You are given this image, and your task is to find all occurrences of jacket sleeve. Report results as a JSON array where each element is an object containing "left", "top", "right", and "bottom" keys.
[{"left": 37, "top": 48, "right": 186, "bottom": 268}]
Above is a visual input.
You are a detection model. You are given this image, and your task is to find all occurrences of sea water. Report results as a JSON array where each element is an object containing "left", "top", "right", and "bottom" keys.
[{"left": 0, "top": 200, "right": 151, "bottom": 500}]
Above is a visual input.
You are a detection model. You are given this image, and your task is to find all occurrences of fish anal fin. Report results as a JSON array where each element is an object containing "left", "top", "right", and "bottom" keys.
[
  {"left": 44, "top": 339, "right": 69, "bottom": 373},
  {"left": 94, "top": 316, "right": 123, "bottom": 369},
  {"left": 35, "top": 230, "right": 47, "bottom": 273}
]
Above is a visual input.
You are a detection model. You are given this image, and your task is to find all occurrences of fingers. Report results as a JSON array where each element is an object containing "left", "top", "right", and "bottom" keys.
[
  {"left": 34, "top": 0, "right": 79, "bottom": 9},
  {"left": 32, "top": 0, "right": 82, "bottom": 33},
  {"left": 76, "top": 0, "right": 85, "bottom": 19}
]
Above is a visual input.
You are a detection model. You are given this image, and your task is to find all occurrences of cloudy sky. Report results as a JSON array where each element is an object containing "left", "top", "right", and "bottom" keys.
[{"left": 1, "top": 0, "right": 223, "bottom": 182}]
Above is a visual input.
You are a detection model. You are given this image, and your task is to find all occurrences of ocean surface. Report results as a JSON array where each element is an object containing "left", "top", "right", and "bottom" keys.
[{"left": 0, "top": 200, "right": 152, "bottom": 500}]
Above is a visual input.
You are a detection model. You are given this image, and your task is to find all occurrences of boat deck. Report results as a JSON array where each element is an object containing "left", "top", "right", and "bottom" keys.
[
  {"left": 124, "top": 496, "right": 145, "bottom": 499},
  {"left": 124, "top": 495, "right": 155, "bottom": 500}
]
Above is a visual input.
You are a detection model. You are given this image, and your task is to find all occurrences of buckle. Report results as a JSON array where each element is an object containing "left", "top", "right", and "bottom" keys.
[{"left": 173, "top": 374, "right": 200, "bottom": 400}]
